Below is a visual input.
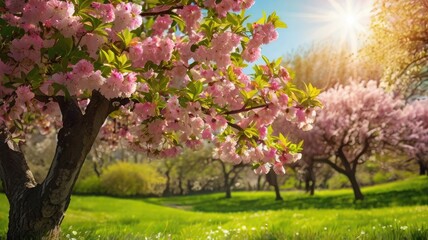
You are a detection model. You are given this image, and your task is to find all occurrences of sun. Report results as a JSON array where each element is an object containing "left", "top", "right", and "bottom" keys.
[{"left": 298, "top": 0, "right": 373, "bottom": 52}]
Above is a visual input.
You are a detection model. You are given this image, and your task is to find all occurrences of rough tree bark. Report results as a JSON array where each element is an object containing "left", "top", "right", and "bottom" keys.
[{"left": 0, "top": 92, "right": 116, "bottom": 239}]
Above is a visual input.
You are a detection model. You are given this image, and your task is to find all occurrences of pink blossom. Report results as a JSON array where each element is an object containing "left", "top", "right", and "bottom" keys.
[
  {"left": 112, "top": 3, "right": 142, "bottom": 32},
  {"left": 91, "top": 3, "right": 115, "bottom": 23},
  {"left": 80, "top": 33, "right": 106, "bottom": 59},
  {"left": 134, "top": 102, "right": 157, "bottom": 122},
  {"left": 9, "top": 34, "right": 43, "bottom": 64},
  {"left": 273, "top": 162, "right": 286, "bottom": 175},
  {"left": 152, "top": 15, "right": 172, "bottom": 35},
  {"left": 16, "top": 85, "right": 35, "bottom": 103},
  {"left": 242, "top": 44, "right": 261, "bottom": 62},
  {"left": 178, "top": 5, "right": 202, "bottom": 33},
  {"left": 72, "top": 60, "right": 94, "bottom": 78},
  {"left": 258, "top": 126, "right": 268, "bottom": 140},
  {"left": 202, "top": 127, "right": 214, "bottom": 140},
  {"left": 254, "top": 163, "right": 271, "bottom": 175}
]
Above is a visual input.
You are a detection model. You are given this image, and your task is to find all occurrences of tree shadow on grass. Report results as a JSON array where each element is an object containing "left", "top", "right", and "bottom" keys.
[{"left": 146, "top": 177, "right": 428, "bottom": 212}]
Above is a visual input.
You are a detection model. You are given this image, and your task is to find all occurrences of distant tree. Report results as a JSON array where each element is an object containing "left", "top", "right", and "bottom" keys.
[
  {"left": 401, "top": 99, "right": 428, "bottom": 175},
  {"left": 365, "top": 0, "right": 428, "bottom": 99},
  {"left": 0, "top": 0, "right": 321, "bottom": 238},
  {"left": 280, "top": 81, "right": 404, "bottom": 200},
  {"left": 215, "top": 159, "right": 246, "bottom": 198},
  {"left": 159, "top": 147, "right": 222, "bottom": 196},
  {"left": 283, "top": 43, "right": 382, "bottom": 90}
]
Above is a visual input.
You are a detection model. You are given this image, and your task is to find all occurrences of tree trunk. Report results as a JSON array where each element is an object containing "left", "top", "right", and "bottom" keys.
[
  {"left": 266, "top": 170, "right": 283, "bottom": 201},
  {"left": 346, "top": 171, "right": 364, "bottom": 200},
  {"left": 0, "top": 92, "right": 115, "bottom": 239},
  {"left": 224, "top": 172, "right": 232, "bottom": 198},
  {"left": 163, "top": 170, "right": 171, "bottom": 196},
  {"left": 187, "top": 180, "right": 193, "bottom": 193},
  {"left": 256, "top": 175, "right": 262, "bottom": 190},
  {"left": 7, "top": 186, "right": 65, "bottom": 239},
  {"left": 178, "top": 178, "right": 184, "bottom": 195},
  {"left": 418, "top": 159, "right": 427, "bottom": 175},
  {"left": 310, "top": 178, "right": 315, "bottom": 196}
]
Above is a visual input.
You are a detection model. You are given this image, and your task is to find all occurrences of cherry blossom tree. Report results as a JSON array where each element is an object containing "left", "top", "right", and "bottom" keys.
[
  {"left": 0, "top": 0, "right": 320, "bottom": 238},
  {"left": 401, "top": 99, "right": 428, "bottom": 175},
  {"left": 279, "top": 81, "right": 404, "bottom": 200}
]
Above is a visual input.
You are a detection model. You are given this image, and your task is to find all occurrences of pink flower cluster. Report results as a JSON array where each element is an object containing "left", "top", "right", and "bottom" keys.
[
  {"left": 152, "top": 15, "right": 173, "bottom": 35},
  {"left": 204, "top": 0, "right": 255, "bottom": 17},
  {"left": 125, "top": 98, "right": 230, "bottom": 155},
  {"left": 8, "top": 34, "right": 44, "bottom": 74},
  {"left": 100, "top": 71, "right": 137, "bottom": 99},
  {"left": 111, "top": 3, "right": 143, "bottom": 32},
  {"left": 243, "top": 23, "right": 278, "bottom": 62},
  {"left": 177, "top": 5, "right": 202, "bottom": 33},
  {"left": 129, "top": 36, "right": 175, "bottom": 67},
  {"left": 194, "top": 32, "right": 241, "bottom": 68},
  {"left": 8, "top": 86, "right": 35, "bottom": 120},
  {"left": 40, "top": 60, "right": 108, "bottom": 97},
  {"left": 401, "top": 99, "right": 428, "bottom": 158},
  {"left": 4, "top": 0, "right": 82, "bottom": 36}
]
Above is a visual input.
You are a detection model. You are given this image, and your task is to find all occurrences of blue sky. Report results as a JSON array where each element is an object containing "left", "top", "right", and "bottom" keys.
[{"left": 245, "top": 0, "right": 373, "bottom": 61}]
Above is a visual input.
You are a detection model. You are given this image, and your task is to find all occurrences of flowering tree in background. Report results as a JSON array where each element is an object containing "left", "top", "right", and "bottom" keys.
[
  {"left": 366, "top": 0, "right": 428, "bottom": 99},
  {"left": 282, "top": 81, "right": 404, "bottom": 200},
  {"left": 401, "top": 99, "right": 428, "bottom": 175},
  {"left": 0, "top": 0, "right": 320, "bottom": 238}
]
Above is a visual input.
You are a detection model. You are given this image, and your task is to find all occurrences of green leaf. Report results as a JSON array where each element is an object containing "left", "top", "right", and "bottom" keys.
[
  {"left": 118, "top": 28, "right": 134, "bottom": 47},
  {"left": 256, "top": 11, "right": 267, "bottom": 24},
  {"left": 186, "top": 81, "right": 204, "bottom": 100},
  {"left": 27, "top": 66, "right": 43, "bottom": 88},
  {"left": 274, "top": 20, "right": 288, "bottom": 29},
  {"left": 99, "top": 49, "right": 115, "bottom": 63}
]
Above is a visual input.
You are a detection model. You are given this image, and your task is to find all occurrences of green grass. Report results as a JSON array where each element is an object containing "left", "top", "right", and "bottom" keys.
[
  {"left": 0, "top": 177, "right": 427, "bottom": 239},
  {"left": 145, "top": 176, "right": 428, "bottom": 212}
]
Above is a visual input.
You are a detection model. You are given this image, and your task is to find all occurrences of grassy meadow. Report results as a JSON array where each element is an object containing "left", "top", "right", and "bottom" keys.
[{"left": 0, "top": 177, "right": 427, "bottom": 239}]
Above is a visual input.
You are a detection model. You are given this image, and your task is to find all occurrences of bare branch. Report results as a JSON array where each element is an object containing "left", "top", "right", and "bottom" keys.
[
  {"left": 224, "top": 104, "right": 269, "bottom": 115},
  {"left": 140, "top": 5, "right": 184, "bottom": 17},
  {"left": 313, "top": 156, "right": 348, "bottom": 175}
]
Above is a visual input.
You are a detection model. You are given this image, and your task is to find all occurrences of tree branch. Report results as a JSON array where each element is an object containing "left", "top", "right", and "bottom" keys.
[
  {"left": 140, "top": 5, "right": 184, "bottom": 17},
  {"left": 313, "top": 156, "right": 347, "bottom": 175},
  {"left": 0, "top": 130, "right": 37, "bottom": 200},
  {"left": 227, "top": 122, "right": 244, "bottom": 131},
  {"left": 41, "top": 91, "right": 114, "bottom": 214},
  {"left": 351, "top": 138, "right": 371, "bottom": 172},
  {"left": 224, "top": 104, "right": 269, "bottom": 115}
]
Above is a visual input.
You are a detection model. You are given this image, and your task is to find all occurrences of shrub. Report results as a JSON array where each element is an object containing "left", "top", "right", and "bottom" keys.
[
  {"left": 74, "top": 175, "right": 103, "bottom": 194},
  {"left": 373, "top": 172, "right": 393, "bottom": 184},
  {"left": 100, "top": 162, "right": 166, "bottom": 197},
  {"left": 327, "top": 174, "right": 350, "bottom": 189}
]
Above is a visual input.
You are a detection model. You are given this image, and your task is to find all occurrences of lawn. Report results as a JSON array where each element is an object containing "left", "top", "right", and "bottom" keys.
[{"left": 0, "top": 177, "right": 427, "bottom": 239}]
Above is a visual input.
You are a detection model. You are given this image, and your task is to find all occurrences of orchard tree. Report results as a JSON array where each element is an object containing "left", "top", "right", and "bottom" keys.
[
  {"left": 283, "top": 43, "right": 382, "bottom": 90},
  {"left": 0, "top": 0, "right": 320, "bottom": 238},
  {"left": 401, "top": 99, "right": 428, "bottom": 175},
  {"left": 287, "top": 81, "right": 403, "bottom": 200},
  {"left": 366, "top": 0, "right": 428, "bottom": 99}
]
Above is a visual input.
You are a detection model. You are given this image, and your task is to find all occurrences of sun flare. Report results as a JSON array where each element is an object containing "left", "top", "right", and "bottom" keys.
[{"left": 298, "top": 0, "right": 373, "bottom": 52}]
